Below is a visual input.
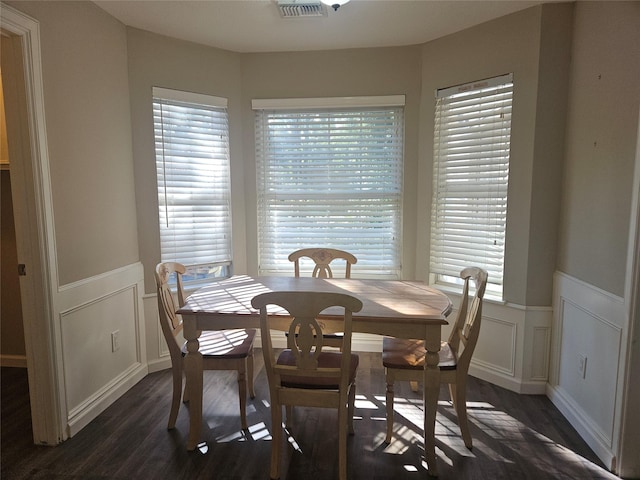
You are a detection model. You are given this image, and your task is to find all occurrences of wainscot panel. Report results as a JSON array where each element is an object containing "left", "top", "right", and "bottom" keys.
[
  {"left": 468, "top": 300, "right": 552, "bottom": 395},
  {"left": 548, "top": 271, "right": 626, "bottom": 471},
  {"left": 57, "top": 263, "right": 147, "bottom": 436}
]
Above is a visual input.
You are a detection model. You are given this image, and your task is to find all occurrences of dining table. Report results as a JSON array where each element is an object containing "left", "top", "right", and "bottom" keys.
[{"left": 177, "top": 274, "right": 453, "bottom": 477}]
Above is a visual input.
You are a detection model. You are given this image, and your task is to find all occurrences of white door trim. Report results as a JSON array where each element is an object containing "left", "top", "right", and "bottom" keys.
[
  {"left": 616, "top": 106, "right": 640, "bottom": 477},
  {"left": 1, "top": 4, "right": 63, "bottom": 445}
]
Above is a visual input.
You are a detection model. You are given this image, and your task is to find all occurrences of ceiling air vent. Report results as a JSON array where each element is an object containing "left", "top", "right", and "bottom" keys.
[{"left": 277, "top": 0, "right": 327, "bottom": 18}]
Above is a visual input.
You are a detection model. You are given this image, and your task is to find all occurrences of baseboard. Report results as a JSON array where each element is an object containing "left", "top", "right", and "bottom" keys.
[
  {"left": 66, "top": 363, "right": 148, "bottom": 437},
  {"left": 469, "top": 363, "right": 547, "bottom": 395},
  {"left": 147, "top": 356, "right": 172, "bottom": 374},
  {"left": 547, "top": 383, "right": 616, "bottom": 470},
  {"left": 0, "top": 354, "right": 28, "bottom": 368}
]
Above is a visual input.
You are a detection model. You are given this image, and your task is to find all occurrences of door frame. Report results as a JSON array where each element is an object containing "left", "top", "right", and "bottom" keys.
[
  {"left": 617, "top": 107, "right": 640, "bottom": 477},
  {"left": 1, "top": 4, "right": 63, "bottom": 445}
]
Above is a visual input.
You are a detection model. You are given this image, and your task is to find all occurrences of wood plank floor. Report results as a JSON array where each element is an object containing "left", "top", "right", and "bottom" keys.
[{"left": 1, "top": 353, "right": 619, "bottom": 479}]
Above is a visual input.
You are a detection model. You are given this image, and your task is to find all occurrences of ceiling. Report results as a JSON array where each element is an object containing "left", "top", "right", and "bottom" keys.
[{"left": 93, "top": 0, "right": 549, "bottom": 53}]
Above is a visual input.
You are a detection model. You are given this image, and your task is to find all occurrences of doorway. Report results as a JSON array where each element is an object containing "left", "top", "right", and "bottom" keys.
[{"left": 1, "top": 8, "right": 62, "bottom": 447}]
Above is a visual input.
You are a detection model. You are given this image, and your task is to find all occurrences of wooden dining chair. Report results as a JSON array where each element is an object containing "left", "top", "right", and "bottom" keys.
[
  {"left": 251, "top": 290, "right": 363, "bottom": 480},
  {"left": 288, "top": 247, "right": 357, "bottom": 279},
  {"left": 382, "top": 266, "right": 488, "bottom": 448},
  {"left": 155, "top": 262, "right": 256, "bottom": 431},
  {"left": 288, "top": 247, "right": 358, "bottom": 348}
]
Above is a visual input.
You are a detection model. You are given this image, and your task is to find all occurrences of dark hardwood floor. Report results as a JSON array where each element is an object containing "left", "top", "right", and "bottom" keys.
[{"left": 1, "top": 353, "right": 618, "bottom": 479}]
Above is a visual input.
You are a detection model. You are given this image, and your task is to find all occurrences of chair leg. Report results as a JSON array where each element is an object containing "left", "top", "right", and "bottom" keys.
[
  {"left": 338, "top": 396, "right": 348, "bottom": 480},
  {"left": 168, "top": 364, "right": 183, "bottom": 429},
  {"left": 385, "top": 376, "right": 395, "bottom": 444},
  {"left": 270, "top": 403, "right": 282, "bottom": 480},
  {"left": 451, "top": 379, "right": 472, "bottom": 449},
  {"left": 347, "top": 383, "right": 356, "bottom": 435},
  {"left": 182, "top": 367, "right": 191, "bottom": 404},
  {"left": 238, "top": 367, "right": 249, "bottom": 430},
  {"left": 247, "top": 353, "right": 256, "bottom": 399}
]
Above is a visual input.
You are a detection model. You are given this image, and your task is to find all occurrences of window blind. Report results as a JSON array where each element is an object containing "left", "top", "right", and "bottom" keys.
[
  {"left": 430, "top": 74, "right": 513, "bottom": 295},
  {"left": 254, "top": 100, "right": 404, "bottom": 277},
  {"left": 153, "top": 87, "right": 232, "bottom": 279}
]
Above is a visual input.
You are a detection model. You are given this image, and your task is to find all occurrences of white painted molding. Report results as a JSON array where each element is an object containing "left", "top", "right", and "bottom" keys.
[
  {"left": 147, "top": 357, "right": 172, "bottom": 374},
  {"left": 547, "top": 383, "right": 616, "bottom": 470},
  {"left": 56, "top": 262, "right": 147, "bottom": 437},
  {"left": 252, "top": 95, "right": 406, "bottom": 110},
  {"left": 616, "top": 106, "right": 640, "bottom": 478},
  {"left": 550, "top": 271, "right": 626, "bottom": 471},
  {"left": 57, "top": 263, "right": 145, "bottom": 310},
  {"left": 67, "top": 364, "right": 147, "bottom": 436}
]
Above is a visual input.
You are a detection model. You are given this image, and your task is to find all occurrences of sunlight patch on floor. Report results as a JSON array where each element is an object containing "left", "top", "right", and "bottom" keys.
[
  {"left": 197, "top": 442, "right": 208, "bottom": 454},
  {"left": 249, "top": 421, "right": 272, "bottom": 441},
  {"left": 381, "top": 393, "right": 618, "bottom": 478},
  {"left": 354, "top": 394, "right": 378, "bottom": 409}
]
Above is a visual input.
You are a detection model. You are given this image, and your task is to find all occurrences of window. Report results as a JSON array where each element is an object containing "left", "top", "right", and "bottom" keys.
[
  {"left": 254, "top": 96, "right": 405, "bottom": 278},
  {"left": 153, "top": 87, "right": 232, "bottom": 285},
  {"left": 430, "top": 74, "right": 513, "bottom": 297}
]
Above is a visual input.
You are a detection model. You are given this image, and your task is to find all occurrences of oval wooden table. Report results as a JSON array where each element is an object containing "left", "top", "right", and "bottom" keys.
[{"left": 178, "top": 275, "right": 453, "bottom": 477}]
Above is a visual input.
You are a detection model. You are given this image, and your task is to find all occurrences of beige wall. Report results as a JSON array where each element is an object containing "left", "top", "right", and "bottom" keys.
[
  {"left": 558, "top": 1, "right": 640, "bottom": 297},
  {"left": 7, "top": 0, "right": 139, "bottom": 285},
  {"left": 526, "top": 4, "right": 573, "bottom": 305}
]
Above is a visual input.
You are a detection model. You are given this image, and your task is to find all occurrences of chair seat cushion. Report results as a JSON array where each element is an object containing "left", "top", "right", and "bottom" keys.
[
  {"left": 276, "top": 350, "right": 359, "bottom": 389},
  {"left": 181, "top": 329, "right": 256, "bottom": 359},
  {"left": 382, "top": 337, "right": 457, "bottom": 370}
]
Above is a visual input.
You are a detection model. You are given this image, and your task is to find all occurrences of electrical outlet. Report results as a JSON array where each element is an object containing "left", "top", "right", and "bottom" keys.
[
  {"left": 578, "top": 354, "right": 587, "bottom": 379},
  {"left": 111, "top": 330, "right": 120, "bottom": 352}
]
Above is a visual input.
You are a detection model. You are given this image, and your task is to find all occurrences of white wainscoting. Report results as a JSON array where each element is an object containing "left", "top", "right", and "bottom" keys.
[
  {"left": 466, "top": 299, "right": 552, "bottom": 395},
  {"left": 143, "top": 287, "right": 552, "bottom": 395},
  {"left": 548, "top": 271, "right": 626, "bottom": 471},
  {"left": 57, "top": 262, "right": 147, "bottom": 436}
]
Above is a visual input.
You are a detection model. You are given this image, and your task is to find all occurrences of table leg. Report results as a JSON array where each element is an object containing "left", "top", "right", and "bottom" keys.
[
  {"left": 183, "top": 315, "right": 203, "bottom": 451},
  {"left": 423, "top": 327, "right": 441, "bottom": 477}
]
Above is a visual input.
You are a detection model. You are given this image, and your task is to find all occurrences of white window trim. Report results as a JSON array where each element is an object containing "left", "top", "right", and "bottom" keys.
[
  {"left": 153, "top": 86, "right": 227, "bottom": 108},
  {"left": 252, "top": 95, "right": 405, "bottom": 110}
]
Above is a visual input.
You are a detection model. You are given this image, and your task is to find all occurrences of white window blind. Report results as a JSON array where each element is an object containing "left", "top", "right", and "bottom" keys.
[
  {"left": 430, "top": 74, "right": 513, "bottom": 296},
  {"left": 153, "top": 87, "right": 232, "bottom": 283},
  {"left": 254, "top": 97, "right": 404, "bottom": 278}
]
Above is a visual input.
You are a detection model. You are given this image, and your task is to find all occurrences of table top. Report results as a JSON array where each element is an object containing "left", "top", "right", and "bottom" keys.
[{"left": 178, "top": 275, "right": 452, "bottom": 326}]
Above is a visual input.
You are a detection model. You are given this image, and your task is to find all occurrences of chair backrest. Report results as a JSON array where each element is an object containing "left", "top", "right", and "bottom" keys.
[
  {"left": 447, "top": 267, "right": 488, "bottom": 370},
  {"left": 288, "top": 248, "right": 358, "bottom": 279},
  {"left": 251, "top": 291, "right": 363, "bottom": 390},
  {"left": 155, "top": 262, "right": 187, "bottom": 359}
]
